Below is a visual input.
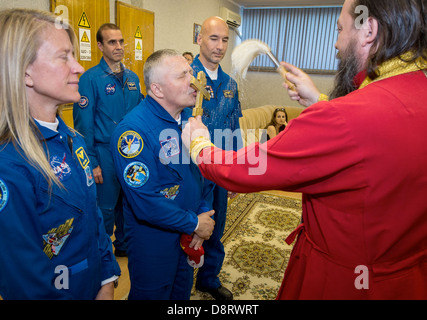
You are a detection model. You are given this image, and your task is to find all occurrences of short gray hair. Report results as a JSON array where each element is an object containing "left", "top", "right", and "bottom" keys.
[{"left": 143, "top": 49, "right": 181, "bottom": 93}]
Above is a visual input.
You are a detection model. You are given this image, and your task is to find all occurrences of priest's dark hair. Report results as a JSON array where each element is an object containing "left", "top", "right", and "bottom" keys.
[{"left": 351, "top": 0, "right": 427, "bottom": 80}]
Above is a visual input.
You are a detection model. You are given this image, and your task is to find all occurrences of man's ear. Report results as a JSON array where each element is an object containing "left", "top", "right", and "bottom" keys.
[
  {"left": 150, "top": 83, "right": 164, "bottom": 99},
  {"left": 361, "top": 17, "right": 378, "bottom": 47},
  {"left": 97, "top": 41, "right": 104, "bottom": 52}
]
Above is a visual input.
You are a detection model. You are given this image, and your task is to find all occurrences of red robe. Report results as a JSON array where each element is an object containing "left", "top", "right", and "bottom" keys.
[{"left": 197, "top": 70, "right": 427, "bottom": 300}]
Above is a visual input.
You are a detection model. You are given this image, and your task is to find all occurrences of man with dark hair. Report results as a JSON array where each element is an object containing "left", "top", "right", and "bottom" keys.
[
  {"left": 96, "top": 23, "right": 121, "bottom": 43},
  {"left": 285, "top": 0, "right": 427, "bottom": 104},
  {"left": 74, "top": 23, "right": 144, "bottom": 256},
  {"left": 183, "top": 0, "right": 427, "bottom": 299}
]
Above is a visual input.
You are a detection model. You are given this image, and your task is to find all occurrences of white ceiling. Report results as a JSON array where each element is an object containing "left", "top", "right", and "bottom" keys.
[{"left": 232, "top": 0, "right": 344, "bottom": 8}]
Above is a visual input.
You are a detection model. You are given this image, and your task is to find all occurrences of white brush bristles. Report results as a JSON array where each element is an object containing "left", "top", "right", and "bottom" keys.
[{"left": 231, "top": 39, "right": 271, "bottom": 79}]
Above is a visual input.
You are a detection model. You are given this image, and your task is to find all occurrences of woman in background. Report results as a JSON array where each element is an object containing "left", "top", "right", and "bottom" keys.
[
  {"left": 265, "top": 108, "right": 288, "bottom": 140},
  {"left": 0, "top": 9, "right": 120, "bottom": 300}
]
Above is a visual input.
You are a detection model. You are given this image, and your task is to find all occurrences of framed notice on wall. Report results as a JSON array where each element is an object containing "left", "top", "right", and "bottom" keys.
[{"left": 193, "top": 23, "right": 201, "bottom": 44}]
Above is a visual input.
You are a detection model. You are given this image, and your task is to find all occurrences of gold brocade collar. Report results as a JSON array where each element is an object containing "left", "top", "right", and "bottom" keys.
[{"left": 359, "top": 52, "right": 427, "bottom": 89}]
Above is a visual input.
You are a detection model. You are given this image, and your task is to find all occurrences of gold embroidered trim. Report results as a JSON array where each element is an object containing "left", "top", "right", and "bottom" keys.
[{"left": 359, "top": 52, "right": 427, "bottom": 89}]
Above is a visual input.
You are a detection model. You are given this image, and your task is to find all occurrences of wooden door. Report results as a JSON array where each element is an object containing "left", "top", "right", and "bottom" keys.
[
  {"left": 116, "top": 1, "right": 154, "bottom": 95},
  {"left": 50, "top": 0, "right": 110, "bottom": 127},
  {"left": 51, "top": 0, "right": 109, "bottom": 71}
]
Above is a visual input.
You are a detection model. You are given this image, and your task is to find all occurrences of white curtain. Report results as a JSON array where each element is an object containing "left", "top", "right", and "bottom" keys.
[{"left": 242, "top": 6, "right": 342, "bottom": 74}]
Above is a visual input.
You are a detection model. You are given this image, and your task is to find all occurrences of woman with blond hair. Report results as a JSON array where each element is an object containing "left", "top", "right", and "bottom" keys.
[{"left": 0, "top": 9, "right": 120, "bottom": 300}]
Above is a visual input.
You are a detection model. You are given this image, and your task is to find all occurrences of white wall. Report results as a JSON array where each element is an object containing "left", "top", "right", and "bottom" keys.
[
  {"left": 138, "top": 0, "right": 240, "bottom": 74},
  {"left": 239, "top": 71, "right": 335, "bottom": 109},
  {"left": 0, "top": 0, "right": 335, "bottom": 110},
  {"left": 0, "top": 0, "right": 48, "bottom": 10}
]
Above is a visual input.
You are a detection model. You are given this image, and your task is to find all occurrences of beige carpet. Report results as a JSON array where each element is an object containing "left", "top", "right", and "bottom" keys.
[{"left": 191, "top": 192, "right": 302, "bottom": 300}]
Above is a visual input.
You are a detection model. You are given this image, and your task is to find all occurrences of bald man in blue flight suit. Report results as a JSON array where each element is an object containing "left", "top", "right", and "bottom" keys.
[
  {"left": 191, "top": 17, "right": 243, "bottom": 300},
  {"left": 73, "top": 24, "right": 143, "bottom": 256}
]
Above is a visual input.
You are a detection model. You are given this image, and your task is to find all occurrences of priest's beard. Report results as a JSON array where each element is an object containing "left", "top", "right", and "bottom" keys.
[{"left": 329, "top": 40, "right": 363, "bottom": 100}]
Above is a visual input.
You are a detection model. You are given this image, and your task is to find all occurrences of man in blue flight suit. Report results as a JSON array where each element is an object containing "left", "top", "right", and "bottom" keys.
[
  {"left": 73, "top": 23, "right": 144, "bottom": 256},
  {"left": 191, "top": 16, "right": 243, "bottom": 300},
  {"left": 110, "top": 49, "right": 215, "bottom": 300}
]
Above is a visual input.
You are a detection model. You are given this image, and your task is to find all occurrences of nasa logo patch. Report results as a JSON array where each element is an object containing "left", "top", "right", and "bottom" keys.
[
  {"left": 123, "top": 162, "right": 149, "bottom": 188},
  {"left": 105, "top": 83, "right": 116, "bottom": 95},
  {"left": 0, "top": 179, "right": 9, "bottom": 213},
  {"left": 118, "top": 131, "right": 144, "bottom": 158},
  {"left": 50, "top": 154, "right": 72, "bottom": 182}
]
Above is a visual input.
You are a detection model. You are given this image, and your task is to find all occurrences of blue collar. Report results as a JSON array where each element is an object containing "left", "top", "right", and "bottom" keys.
[
  {"left": 145, "top": 95, "right": 182, "bottom": 124},
  {"left": 99, "top": 57, "right": 126, "bottom": 76},
  {"left": 35, "top": 117, "right": 73, "bottom": 140},
  {"left": 192, "top": 55, "right": 225, "bottom": 81},
  {"left": 144, "top": 95, "right": 192, "bottom": 126}
]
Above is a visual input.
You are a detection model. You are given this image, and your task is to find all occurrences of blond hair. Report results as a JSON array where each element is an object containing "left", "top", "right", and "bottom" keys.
[{"left": 0, "top": 9, "right": 78, "bottom": 188}]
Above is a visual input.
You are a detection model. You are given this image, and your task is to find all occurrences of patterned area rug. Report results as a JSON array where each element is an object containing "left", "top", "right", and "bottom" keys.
[{"left": 191, "top": 192, "right": 302, "bottom": 300}]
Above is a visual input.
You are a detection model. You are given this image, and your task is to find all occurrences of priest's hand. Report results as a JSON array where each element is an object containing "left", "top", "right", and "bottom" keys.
[
  {"left": 281, "top": 62, "right": 321, "bottom": 107},
  {"left": 182, "top": 115, "right": 210, "bottom": 151}
]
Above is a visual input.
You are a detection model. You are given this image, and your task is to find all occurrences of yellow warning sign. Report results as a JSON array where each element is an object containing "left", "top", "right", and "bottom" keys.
[
  {"left": 136, "top": 41, "right": 142, "bottom": 50},
  {"left": 78, "top": 12, "right": 91, "bottom": 28},
  {"left": 81, "top": 31, "right": 90, "bottom": 43},
  {"left": 134, "top": 26, "right": 142, "bottom": 39}
]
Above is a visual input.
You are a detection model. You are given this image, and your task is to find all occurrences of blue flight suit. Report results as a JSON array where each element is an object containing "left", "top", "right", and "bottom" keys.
[
  {"left": 110, "top": 96, "right": 214, "bottom": 300},
  {"left": 73, "top": 57, "right": 143, "bottom": 251},
  {"left": 0, "top": 118, "right": 120, "bottom": 300},
  {"left": 191, "top": 55, "right": 243, "bottom": 290}
]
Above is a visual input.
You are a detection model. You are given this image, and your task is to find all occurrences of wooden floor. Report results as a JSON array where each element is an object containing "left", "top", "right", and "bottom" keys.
[{"left": 114, "top": 255, "right": 130, "bottom": 300}]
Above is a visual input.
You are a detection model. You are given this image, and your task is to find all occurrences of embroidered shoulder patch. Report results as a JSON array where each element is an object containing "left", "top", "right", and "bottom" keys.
[
  {"left": 223, "top": 90, "right": 234, "bottom": 98},
  {"left": 160, "top": 137, "right": 180, "bottom": 158},
  {"left": 0, "top": 179, "right": 9, "bottom": 213},
  {"left": 118, "top": 131, "right": 144, "bottom": 158},
  {"left": 160, "top": 185, "right": 180, "bottom": 200},
  {"left": 75, "top": 147, "right": 90, "bottom": 169},
  {"left": 127, "top": 82, "right": 137, "bottom": 91},
  {"left": 123, "top": 162, "right": 149, "bottom": 188},
  {"left": 78, "top": 96, "right": 89, "bottom": 108},
  {"left": 43, "top": 218, "right": 74, "bottom": 259}
]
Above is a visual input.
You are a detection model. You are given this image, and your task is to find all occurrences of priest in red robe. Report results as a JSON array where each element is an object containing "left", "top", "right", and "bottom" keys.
[{"left": 182, "top": 0, "right": 427, "bottom": 300}]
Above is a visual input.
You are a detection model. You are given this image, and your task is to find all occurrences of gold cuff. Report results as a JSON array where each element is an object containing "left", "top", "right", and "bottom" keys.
[
  {"left": 318, "top": 93, "right": 329, "bottom": 102},
  {"left": 190, "top": 136, "right": 214, "bottom": 164}
]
